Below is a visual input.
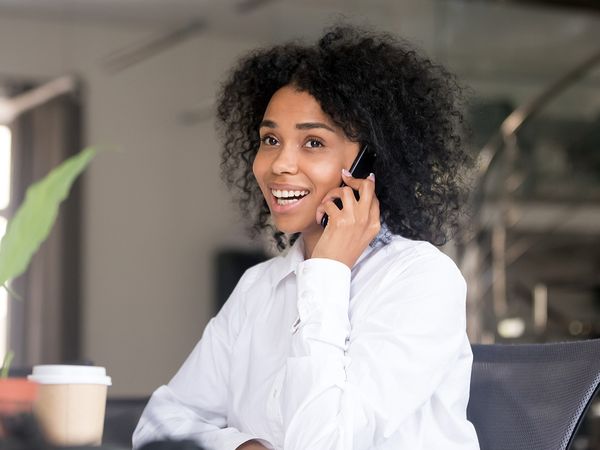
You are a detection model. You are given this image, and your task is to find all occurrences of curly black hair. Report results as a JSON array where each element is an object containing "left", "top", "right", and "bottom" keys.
[{"left": 216, "top": 24, "right": 471, "bottom": 251}]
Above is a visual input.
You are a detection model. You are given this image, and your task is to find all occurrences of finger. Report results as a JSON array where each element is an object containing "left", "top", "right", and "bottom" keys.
[
  {"left": 316, "top": 195, "right": 345, "bottom": 224},
  {"left": 356, "top": 178, "right": 376, "bottom": 212},
  {"left": 342, "top": 175, "right": 376, "bottom": 217},
  {"left": 319, "top": 199, "right": 343, "bottom": 225},
  {"left": 341, "top": 169, "right": 375, "bottom": 189},
  {"left": 320, "top": 187, "right": 346, "bottom": 205},
  {"left": 341, "top": 170, "right": 376, "bottom": 200},
  {"left": 315, "top": 204, "right": 326, "bottom": 224},
  {"left": 339, "top": 186, "right": 357, "bottom": 211}
]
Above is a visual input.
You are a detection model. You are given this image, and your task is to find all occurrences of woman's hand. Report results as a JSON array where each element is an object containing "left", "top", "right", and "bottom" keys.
[
  {"left": 312, "top": 169, "right": 380, "bottom": 269},
  {"left": 236, "top": 440, "right": 269, "bottom": 450}
]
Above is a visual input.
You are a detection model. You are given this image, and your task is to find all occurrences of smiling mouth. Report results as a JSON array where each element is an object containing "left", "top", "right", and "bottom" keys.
[{"left": 271, "top": 189, "right": 309, "bottom": 205}]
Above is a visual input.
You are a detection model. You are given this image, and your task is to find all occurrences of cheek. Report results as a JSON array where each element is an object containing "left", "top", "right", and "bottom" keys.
[
  {"left": 308, "top": 159, "right": 343, "bottom": 193},
  {"left": 252, "top": 157, "right": 271, "bottom": 202},
  {"left": 252, "top": 153, "right": 267, "bottom": 187}
]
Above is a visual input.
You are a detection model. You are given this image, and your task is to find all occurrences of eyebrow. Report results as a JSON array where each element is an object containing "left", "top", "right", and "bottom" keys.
[{"left": 259, "top": 120, "right": 336, "bottom": 133}]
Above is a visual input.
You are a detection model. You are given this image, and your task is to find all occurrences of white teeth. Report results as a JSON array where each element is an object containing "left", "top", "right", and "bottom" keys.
[
  {"left": 276, "top": 198, "right": 300, "bottom": 205},
  {"left": 271, "top": 189, "right": 308, "bottom": 199}
]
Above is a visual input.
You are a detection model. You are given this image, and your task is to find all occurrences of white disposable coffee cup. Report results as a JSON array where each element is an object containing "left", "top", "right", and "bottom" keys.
[{"left": 28, "top": 365, "right": 112, "bottom": 446}]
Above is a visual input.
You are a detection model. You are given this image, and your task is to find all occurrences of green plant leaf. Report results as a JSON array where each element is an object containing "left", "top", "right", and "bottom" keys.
[
  {"left": 1, "top": 350, "right": 13, "bottom": 378},
  {"left": 1, "top": 282, "right": 22, "bottom": 301},
  {"left": 0, "top": 147, "right": 96, "bottom": 287}
]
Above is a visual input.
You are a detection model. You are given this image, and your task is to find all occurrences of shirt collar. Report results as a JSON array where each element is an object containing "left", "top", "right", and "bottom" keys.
[
  {"left": 271, "top": 237, "right": 307, "bottom": 286},
  {"left": 354, "top": 222, "right": 391, "bottom": 267},
  {"left": 270, "top": 223, "right": 392, "bottom": 285}
]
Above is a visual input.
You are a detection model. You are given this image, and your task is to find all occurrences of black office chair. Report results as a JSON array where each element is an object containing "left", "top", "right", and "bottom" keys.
[
  {"left": 468, "top": 339, "right": 600, "bottom": 450},
  {"left": 103, "top": 397, "right": 149, "bottom": 448}
]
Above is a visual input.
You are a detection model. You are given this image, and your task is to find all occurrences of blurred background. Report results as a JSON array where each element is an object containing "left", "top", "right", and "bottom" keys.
[{"left": 0, "top": 0, "right": 598, "bottom": 447}]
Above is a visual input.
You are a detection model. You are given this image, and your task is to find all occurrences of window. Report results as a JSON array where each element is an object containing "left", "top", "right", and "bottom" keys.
[{"left": 0, "top": 124, "right": 12, "bottom": 361}]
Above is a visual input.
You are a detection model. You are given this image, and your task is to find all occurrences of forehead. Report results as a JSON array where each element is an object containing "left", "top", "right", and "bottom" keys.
[{"left": 263, "top": 86, "right": 331, "bottom": 123}]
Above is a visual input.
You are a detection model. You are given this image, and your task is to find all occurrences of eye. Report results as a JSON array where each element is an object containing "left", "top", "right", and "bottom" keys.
[
  {"left": 305, "top": 138, "right": 324, "bottom": 149},
  {"left": 260, "top": 135, "right": 279, "bottom": 146}
]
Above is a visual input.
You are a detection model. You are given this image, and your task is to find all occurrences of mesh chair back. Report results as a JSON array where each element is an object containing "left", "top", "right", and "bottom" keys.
[
  {"left": 467, "top": 339, "right": 600, "bottom": 450},
  {"left": 104, "top": 397, "right": 149, "bottom": 447}
]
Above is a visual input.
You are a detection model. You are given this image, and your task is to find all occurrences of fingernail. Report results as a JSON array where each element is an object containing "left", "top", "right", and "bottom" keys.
[
  {"left": 368, "top": 172, "right": 375, "bottom": 181},
  {"left": 342, "top": 168, "right": 352, "bottom": 177}
]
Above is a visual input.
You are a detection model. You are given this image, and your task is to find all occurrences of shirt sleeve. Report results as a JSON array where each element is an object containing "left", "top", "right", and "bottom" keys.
[
  {"left": 132, "top": 270, "right": 272, "bottom": 450},
  {"left": 279, "top": 249, "right": 469, "bottom": 450}
]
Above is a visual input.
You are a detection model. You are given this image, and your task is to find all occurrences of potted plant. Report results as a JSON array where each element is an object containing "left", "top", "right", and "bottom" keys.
[{"left": 0, "top": 147, "right": 96, "bottom": 421}]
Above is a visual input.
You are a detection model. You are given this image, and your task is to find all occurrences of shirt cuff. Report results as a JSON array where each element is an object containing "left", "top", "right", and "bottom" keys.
[{"left": 292, "top": 258, "right": 351, "bottom": 356}]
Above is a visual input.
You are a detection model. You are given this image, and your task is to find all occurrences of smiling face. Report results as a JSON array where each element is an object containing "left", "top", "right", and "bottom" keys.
[{"left": 252, "top": 85, "right": 360, "bottom": 240}]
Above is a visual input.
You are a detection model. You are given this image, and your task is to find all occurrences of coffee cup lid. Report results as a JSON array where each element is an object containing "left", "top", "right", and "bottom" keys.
[{"left": 28, "top": 365, "right": 112, "bottom": 386}]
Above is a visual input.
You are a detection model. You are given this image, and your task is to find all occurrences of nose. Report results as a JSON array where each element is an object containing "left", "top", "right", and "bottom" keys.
[{"left": 271, "top": 145, "right": 298, "bottom": 175}]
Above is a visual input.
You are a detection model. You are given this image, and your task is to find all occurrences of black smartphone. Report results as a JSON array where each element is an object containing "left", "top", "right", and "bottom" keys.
[{"left": 321, "top": 144, "right": 376, "bottom": 227}]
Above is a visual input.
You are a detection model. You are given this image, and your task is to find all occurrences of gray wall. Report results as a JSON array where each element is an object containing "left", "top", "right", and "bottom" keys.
[{"left": 0, "top": 15, "right": 261, "bottom": 395}]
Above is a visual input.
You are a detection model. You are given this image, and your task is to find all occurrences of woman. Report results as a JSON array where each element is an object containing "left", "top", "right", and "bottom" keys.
[{"left": 133, "top": 25, "right": 480, "bottom": 450}]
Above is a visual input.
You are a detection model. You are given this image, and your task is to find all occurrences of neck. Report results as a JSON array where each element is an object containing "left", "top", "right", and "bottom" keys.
[{"left": 301, "top": 227, "right": 323, "bottom": 260}]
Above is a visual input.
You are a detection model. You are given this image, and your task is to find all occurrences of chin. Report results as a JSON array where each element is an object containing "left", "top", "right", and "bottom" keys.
[{"left": 273, "top": 219, "right": 320, "bottom": 237}]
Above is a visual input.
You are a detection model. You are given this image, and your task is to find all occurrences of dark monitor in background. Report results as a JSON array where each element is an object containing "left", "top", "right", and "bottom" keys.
[{"left": 214, "top": 249, "right": 268, "bottom": 313}]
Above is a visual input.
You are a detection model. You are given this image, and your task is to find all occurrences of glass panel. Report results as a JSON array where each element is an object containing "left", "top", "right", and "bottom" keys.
[{"left": 0, "top": 125, "right": 11, "bottom": 211}]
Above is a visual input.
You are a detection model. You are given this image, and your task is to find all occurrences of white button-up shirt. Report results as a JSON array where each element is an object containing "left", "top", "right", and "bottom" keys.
[{"left": 133, "top": 233, "right": 480, "bottom": 450}]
